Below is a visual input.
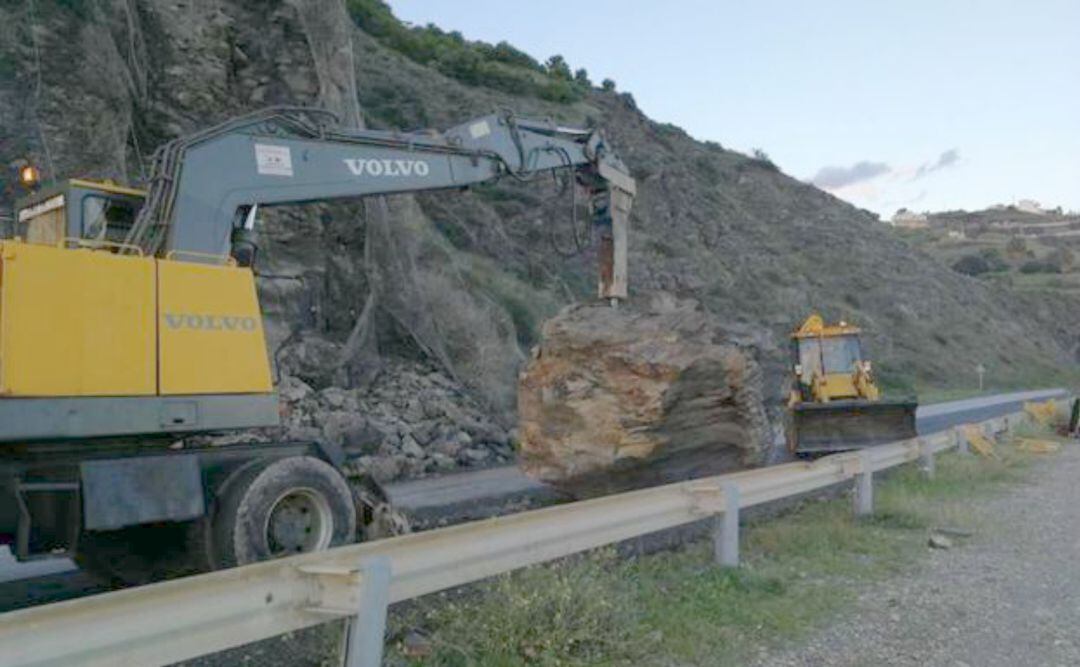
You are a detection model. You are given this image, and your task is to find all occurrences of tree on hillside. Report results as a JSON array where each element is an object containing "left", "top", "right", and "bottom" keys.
[
  {"left": 952, "top": 254, "right": 991, "bottom": 276},
  {"left": 1005, "top": 235, "right": 1028, "bottom": 259},
  {"left": 545, "top": 55, "right": 572, "bottom": 80}
]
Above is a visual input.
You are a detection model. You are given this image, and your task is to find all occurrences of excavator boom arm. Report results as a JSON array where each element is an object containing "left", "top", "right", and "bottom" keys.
[{"left": 128, "top": 108, "right": 634, "bottom": 298}]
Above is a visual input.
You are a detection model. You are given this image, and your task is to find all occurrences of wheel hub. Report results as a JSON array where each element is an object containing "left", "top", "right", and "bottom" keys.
[{"left": 265, "top": 488, "right": 333, "bottom": 555}]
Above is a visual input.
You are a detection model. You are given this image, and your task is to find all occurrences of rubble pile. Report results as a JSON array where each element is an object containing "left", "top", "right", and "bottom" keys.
[{"left": 277, "top": 361, "right": 514, "bottom": 482}]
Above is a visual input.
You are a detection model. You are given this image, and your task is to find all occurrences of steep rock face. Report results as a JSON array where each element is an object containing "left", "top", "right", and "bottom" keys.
[
  {"left": 519, "top": 294, "right": 775, "bottom": 496},
  {"left": 0, "top": 1, "right": 1077, "bottom": 482}
]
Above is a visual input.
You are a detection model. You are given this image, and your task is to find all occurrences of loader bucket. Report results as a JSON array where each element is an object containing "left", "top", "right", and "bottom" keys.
[{"left": 790, "top": 398, "right": 918, "bottom": 453}]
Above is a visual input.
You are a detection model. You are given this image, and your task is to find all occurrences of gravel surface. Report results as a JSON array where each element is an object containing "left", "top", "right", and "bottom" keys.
[{"left": 753, "top": 443, "right": 1080, "bottom": 667}]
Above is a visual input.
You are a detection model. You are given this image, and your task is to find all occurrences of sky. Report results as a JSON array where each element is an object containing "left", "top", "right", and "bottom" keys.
[{"left": 387, "top": 1, "right": 1080, "bottom": 218}]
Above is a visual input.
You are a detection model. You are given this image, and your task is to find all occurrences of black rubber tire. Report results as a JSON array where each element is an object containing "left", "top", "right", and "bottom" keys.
[
  {"left": 210, "top": 456, "right": 356, "bottom": 569},
  {"left": 75, "top": 521, "right": 210, "bottom": 588}
]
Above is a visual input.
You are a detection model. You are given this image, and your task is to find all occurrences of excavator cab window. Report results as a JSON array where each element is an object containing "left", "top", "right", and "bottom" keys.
[
  {"left": 14, "top": 181, "right": 145, "bottom": 249},
  {"left": 81, "top": 195, "right": 138, "bottom": 244}
]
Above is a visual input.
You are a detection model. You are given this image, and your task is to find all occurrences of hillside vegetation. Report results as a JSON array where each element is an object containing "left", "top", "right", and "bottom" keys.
[{"left": 898, "top": 206, "right": 1080, "bottom": 296}]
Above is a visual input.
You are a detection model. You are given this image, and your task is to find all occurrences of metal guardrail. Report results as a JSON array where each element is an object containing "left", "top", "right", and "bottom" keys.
[{"left": 0, "top": 406, "right": 1057, "bottom": 667}]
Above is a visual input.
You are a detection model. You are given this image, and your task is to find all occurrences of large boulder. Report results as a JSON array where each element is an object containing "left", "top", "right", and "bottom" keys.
[{"left": 518, "top": 293, "right": 774, "bottom": 496}]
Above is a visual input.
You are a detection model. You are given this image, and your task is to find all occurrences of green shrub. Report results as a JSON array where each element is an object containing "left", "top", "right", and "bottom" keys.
[
  {"left": 979, "top": 247, "right": 1009, "bottom": 272},
  {"left": 1019, "top": 259, "right": 1061, "bottom": 274},
  {"left": 951, "top": 254, "right": 991, "bottom": 276},
  {"left": 749, "top": 148, "right": 779, "bottom": 171},
  {"left": 346, "top": 0, "right": 588, "bottom": 103}
]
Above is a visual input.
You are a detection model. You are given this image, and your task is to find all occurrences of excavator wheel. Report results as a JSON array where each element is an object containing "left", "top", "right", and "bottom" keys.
[{"left": 208, "top": 455, "right": 356, "bottom": 569}]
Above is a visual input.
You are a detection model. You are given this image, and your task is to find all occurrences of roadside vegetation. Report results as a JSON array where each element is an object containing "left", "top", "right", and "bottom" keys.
[{"left": 385, "top": 427, "right": 1054, "bottom": 666}]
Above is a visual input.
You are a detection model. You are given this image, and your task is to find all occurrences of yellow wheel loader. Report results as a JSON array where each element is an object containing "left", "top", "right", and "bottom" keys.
[{"left": 787, "top": 314, "right": 917, "bottom": 453}]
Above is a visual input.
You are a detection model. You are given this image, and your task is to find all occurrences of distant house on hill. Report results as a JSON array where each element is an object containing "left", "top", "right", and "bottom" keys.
[
  {"left": 1016, "top": 199, "right": 1045, "bottom": 215},
  {"left": 892, "top": 208, "right": 929, "bottom": 229}
]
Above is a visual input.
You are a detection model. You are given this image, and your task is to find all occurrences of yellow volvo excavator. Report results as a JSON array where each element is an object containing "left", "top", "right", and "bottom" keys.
[
  {"left": 787, "top": 314, "right": 918, "bottom": 453},
  {"left": 0, "top": 107, "right": 634, "bottom": 581}
]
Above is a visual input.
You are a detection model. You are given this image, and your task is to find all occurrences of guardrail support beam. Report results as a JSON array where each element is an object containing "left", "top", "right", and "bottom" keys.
[
  {"left": 853, "top": 452, "right": 873, "bottom": 518},
  {"left": 344, "top": 556, "right": 392, "bottom": 667},
  {"left": 711, "top": 483, "right": 740, "bottom": 567}
]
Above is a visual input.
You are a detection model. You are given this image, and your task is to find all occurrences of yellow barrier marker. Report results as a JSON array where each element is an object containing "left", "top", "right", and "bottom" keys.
[
  {"left": 1015, "top": 438, "right": 1062, "bottom": 454},
  {"left": 1023, "top": 400, "right": 1060, "bottom": 426},
  {"left": 960, "top": 424, "right": 999, "bottom": 459}
]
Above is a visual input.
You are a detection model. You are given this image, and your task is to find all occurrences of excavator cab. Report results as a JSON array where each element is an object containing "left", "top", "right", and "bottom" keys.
[
  {"left": 787, "top": 314, "right": 917, "bottom": 453},
  {"left": 15, "top": 179, "right": 145, "bottom": 250}
]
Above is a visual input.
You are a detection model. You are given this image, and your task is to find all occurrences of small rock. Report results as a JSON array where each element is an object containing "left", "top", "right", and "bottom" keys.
[
  {"left": 929, "top": 533, "right": 953, "bottom": 550},
  {"left": 402, "top": 398, "right": 426, "bottom": 423},
  {"left": 278, "top": 375, "right": 314, "bottom": 403},
  {"left": 402, "top": 631, "right": 432, "bottom": 658},
  {"left": 432, "top": 436, "right": 463, "bottom": 458},
  {"left": 401, "top": 434, "right": 425, "bottom": 458},
  {"left": 411, "top": 420, "right": 441, "bottom": 446},
  {"left": 319, "top": 387, "right": 348, "bottom": 410},
  {"left": 461, "top": 447, "right": 491, "bottom": 463},
  {"left": 428, "top": 452, "right": 457, "bottom": 471}
]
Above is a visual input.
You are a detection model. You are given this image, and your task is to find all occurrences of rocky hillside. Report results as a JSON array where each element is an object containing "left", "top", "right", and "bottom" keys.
[{"left": 1, "top": 0, "right": 1077, "bottom": 481}]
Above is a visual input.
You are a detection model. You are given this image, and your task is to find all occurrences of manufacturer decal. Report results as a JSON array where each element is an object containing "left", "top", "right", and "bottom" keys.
[
  {"left": 343, "top": 158, "right": 431, "bottom": 177},
  {"left": 255, "top": 144, "right": 293, "bottom": 177},
  {"left": 17, "top": 195, "right": 65, "bottom": 223},
  {"left": 163, "top": 313, "right": 259, "bottom": 332}
]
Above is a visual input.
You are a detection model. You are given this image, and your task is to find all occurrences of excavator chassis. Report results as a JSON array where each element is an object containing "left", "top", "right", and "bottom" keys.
[{"left": 789, "top": 398, "right": 918, "bottom": 454}]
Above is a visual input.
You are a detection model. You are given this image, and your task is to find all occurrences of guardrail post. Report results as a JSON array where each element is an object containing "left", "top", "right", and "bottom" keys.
[
  {"left": 918, "top": 439, "right": 935, "bottom": 480},
  {"left": 955, "top": 427, "right": 970, "bottom": 455},
  {"left": 853, "top": 451, "right": 873, "bottom": 518},
  {"left": 711, "top": 483, "right": 740, "bottom": 567},
  {"left": 344, "top": 556, "right": 392, "bottom": 667}
]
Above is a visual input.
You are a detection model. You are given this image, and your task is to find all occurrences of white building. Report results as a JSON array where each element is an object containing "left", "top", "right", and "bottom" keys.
[
  {"left": 1016, "top": 199, "right": 1045, "bottom": 215},
  {"left": 891, "top": 209, "right": 929, "bottom": 229}
]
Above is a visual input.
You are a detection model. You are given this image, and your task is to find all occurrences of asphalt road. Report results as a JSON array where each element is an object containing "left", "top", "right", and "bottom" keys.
[
  {"left": 0, "top": 387, "right": 1066, "bottom": 610},
  {"left": 385, "top": 387, "right": 1068, "bottom": 515}
]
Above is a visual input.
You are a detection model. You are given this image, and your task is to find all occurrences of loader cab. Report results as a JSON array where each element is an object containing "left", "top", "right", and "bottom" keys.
[
  {"left": 790, "top": 315, "right": 873, "bottom": 402},
  {"left": 13, "top": 179, "right": 145, "bottom": 250}
]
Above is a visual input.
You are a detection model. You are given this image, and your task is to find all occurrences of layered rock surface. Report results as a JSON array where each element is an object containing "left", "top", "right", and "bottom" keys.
[{"left": 519, "top": 294, "right": 773, "bottom": 496}]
